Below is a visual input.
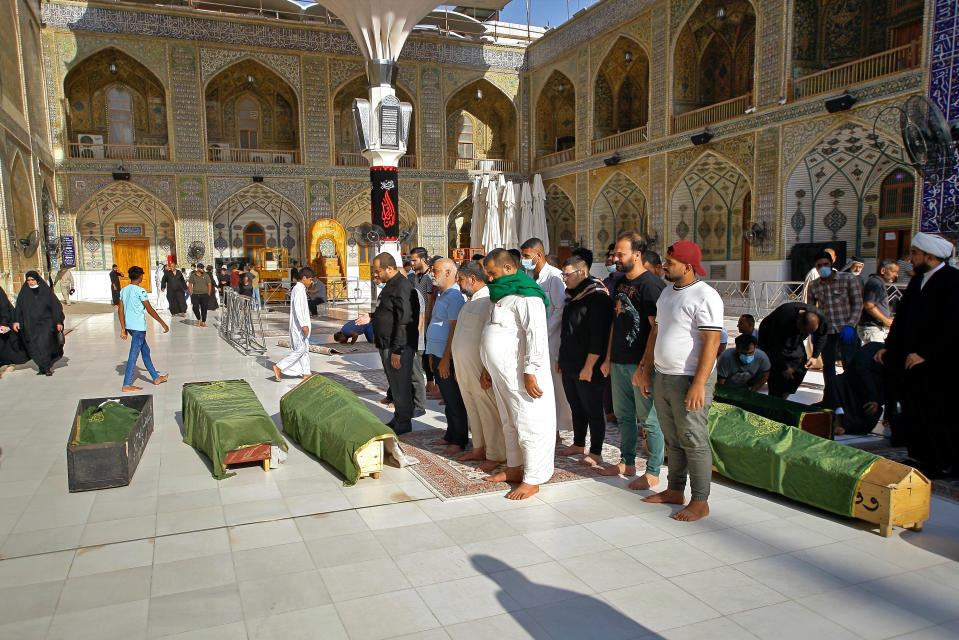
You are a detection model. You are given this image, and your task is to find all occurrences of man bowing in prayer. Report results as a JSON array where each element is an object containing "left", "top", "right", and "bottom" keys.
[
  {"left": 480, "top": 249, "right": 555, "bottom": 499},
  {"left": 273, "top": 267, "right": 315, "bottom": 381},
  {"left": 877, "top": 232, "right": 959, "bottom": 478}
]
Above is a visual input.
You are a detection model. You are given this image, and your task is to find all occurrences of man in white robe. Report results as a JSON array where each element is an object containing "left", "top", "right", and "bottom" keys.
[
  {"left": 480, "top": 249, "right": 555, "bottom": 499},
  {"left": 450, "top": 260, "right": 505, "bottom": 472},
  {"left": 520, "top": 237, "right": 572, "bottom": 435},
  {"left": 273, "top": 267, "right": 315, "bottom": 380}
]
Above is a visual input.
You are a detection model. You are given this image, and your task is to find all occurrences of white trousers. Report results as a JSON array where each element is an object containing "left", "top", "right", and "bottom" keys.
[
  {"left": 276, "top": 328, "right": 311, "bottom": 376},
  {"left": 549, "top": 334, "right": 572, "bottom": 431},
  {"left": 452, "top": 308, "right": 505, "bottom": 462},
  {"left": 480, "top": 324, "right": 555, "bottom": 485}
]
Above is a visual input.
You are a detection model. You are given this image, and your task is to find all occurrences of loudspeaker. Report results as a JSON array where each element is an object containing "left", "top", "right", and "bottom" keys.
[
  {"left": 690, "top": 130, "right": 713, "bottom": 145},
  {"left": 824, "top": 93, "right": 856, "bottom": 113},
  {"left": 252, "top": 175, "right": 264, "bottom": 183},
  {"left": 603, "top": 153, "right": 621, "bottom": 166}
]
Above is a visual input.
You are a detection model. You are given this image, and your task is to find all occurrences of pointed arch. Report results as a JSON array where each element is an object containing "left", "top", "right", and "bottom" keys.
[
  {"left": 593, "top": 35, "right": 650, "bottom": 139},
  {"left": 447, "top": 196, "right": 474, "bottom": 254},
  {"left": 669, "top": 152, "right": 751, "bottom": 263},
  {"left": 591, "top": 171, "right": 648, "bottom": 257},
  {"left": 9, "top": 151, "right": 40, "bottom": 278},
  {"left": 535, "top": 70, "right": 576, "bottom": 158},
  {"left": 445, "top": 78, "right": 517, "bottom": 169},
  {"left": 545, "top": 184, "right": 576, "bottom": 257},
  {"left": 210, "top": 183, "right": 306, "bottom": 263}
]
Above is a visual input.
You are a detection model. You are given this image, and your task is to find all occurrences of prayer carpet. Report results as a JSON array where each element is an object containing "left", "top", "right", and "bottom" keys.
[
  {"left": 848, "top": 438, "right": 959, "bottom": 504},
  {"left": 398, "top": 428, "right": 628, "bottom": 499}
]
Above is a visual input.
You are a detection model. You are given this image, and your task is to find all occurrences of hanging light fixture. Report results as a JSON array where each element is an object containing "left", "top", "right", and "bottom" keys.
[
  {"left": 246, "top": 74, "right": 255, "bottom": 84},
  {"left": 557, "top": 82, "right": 565, "bottom": 93},
  {"left": 108, "top": 60, "right": 118, "bottom": 74},
  {"left": 624, "top": 50, "right": 633, "bottom": 64},
  {"left": 716, "top": 5, "right": 727, "bottom": 20},
  {"left": 476, "top": 88, "right": 483, "bottom": 100}
]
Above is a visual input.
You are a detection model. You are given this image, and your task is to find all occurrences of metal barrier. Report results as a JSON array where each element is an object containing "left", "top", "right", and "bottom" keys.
[
  {"left": 219, "top": 289, "right": 266, "bottom": 354},
  {"left": 759, "top": 281, "right": 807, "bottom": 317},
  {"left": 704, "top": 280, "right": 761, "bottom": 318}
]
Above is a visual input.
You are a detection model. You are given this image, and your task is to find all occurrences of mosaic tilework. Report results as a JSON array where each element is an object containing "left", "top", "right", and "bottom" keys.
[
  {"left": 41, "top": 4, "right": 526, "bottom": 71},
  {"left": 131, "top": 175, "right": 177, "bottom": 213},
  {"left": 520, "top": 77, "right": 530, "bottom": 175},
  {"left": 329, "top": 59, "right": 365, "bottom": 93},
  {"left": 199, "top": 47, "right": 301, "bottom": 94},
  {"left": 649, "top": 154, "right": 666, "bottom": 246},
  {"left": 308, "top": 178, "right": 332, "bottom": 221},
  {"left": 576, "top": 171, "right": 588, "bottom": 246},
  {"left": 176, "top": 176, "right": 207, "bottom": 254},
  {"left": 422, "top": 181, "right": 444, "bottom": 256},
  {"left": 170, "top": 45, "right": 203, "bottom": 161},
  {"left": 921, "top": 0, "right": 959, "bottom": 233},
  {"left": 576, "top": 47, "right": 589, "bottom": 161},
  {"left": 757, "top": 0, "right": 785, "bottom": 106},
  {"left": 74, "top": 35, "right": 169, "bottom": 82},
  {"left": 755, "top": 126, "right": 779, "bottom": 256},
  {"left": 304, "top": 57, "right": 330, "bottom": 165},
  {"left": 68, "top": 174, "right": 114, "bottom": 213},
  {"left": 420, "top": 67, "right": 443, "bottom": 171},
  {"left": 670, "top": 0, "right": 698, "bottom": 31},
  {"left": 334, "top": 179, "right": 368, "bottom": 208},
  {"left": 399, "top": 64, "right": 419, "bottom": 98},
  {"left": 401, "top": 180, "right": 422, "bottom": 214},
  {"left": 648, "top": 3, "right": 669, "bottom": 140}
]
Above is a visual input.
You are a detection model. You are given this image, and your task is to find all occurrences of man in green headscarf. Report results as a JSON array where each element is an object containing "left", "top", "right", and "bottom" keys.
[{"left": 479, "top": 248, "right": 555, "bottom": 499}]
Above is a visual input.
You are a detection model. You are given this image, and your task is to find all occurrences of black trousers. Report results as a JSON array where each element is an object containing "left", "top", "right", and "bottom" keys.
[
  {"left": 191, "top": 294, "right": 209, "bottom": 322},
  {"left": 380, "top": 346, "right": 415, "bottom": 434},
  {"left": 111, "top": 288, "right": 120, "bottom": 305},
  {"left": 432, "top": 355, "right": 469, "bottom": 447},
  {"left": 561, "top": 369, "right": 607, "bottom": 455},
  {"left": 768, "top": 352, "right": 807, "bottom": 398},
  {"left": 422, "top": 352, "right": 434, "bottom": 383},
  {"left": 385, "top": 351, "right": 426, "bottom": 411}
]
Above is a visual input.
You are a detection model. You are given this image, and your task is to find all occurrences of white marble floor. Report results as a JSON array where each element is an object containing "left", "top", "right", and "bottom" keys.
[{"left": 0, "top": 306, "right": 957, "bottom": 640}]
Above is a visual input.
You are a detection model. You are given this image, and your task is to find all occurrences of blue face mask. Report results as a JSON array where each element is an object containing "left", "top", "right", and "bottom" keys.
[
  {"left": 818, "top": 266, "right": 833, "bottom": 278},
  {"left": 520, "top": 258, "right": 535, "bottom": 271},
  {"left": 376, "top": 283, "right": 385, "bottom": 290},
  {"left": 739, "top": 353, "right": 755, "bottom": 365},
  {"left": 606, "top": 264, "right": 617, "bottom": 273}
]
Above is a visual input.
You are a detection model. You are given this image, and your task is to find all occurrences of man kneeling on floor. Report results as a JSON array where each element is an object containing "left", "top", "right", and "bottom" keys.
[
  {"left": 638, "top": 241, "right": 723, "bottom": 521},
  {"left": 479, "top": 248, "right": 555, "bottom": 499}
]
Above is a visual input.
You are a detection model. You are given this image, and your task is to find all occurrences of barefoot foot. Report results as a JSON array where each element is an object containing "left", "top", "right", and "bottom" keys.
[
  {"left": 643, "top": 489, "right": 686, "bottom": 505},
  {"left": 557, "top": 445, "right": 586, "bottom": 457},
  {"left": 506, "top": 482, "right": 540, "bottom": 500},
  {"left": 477, "top": 460, "right": 501, "bottom": 472},
  {"left": 272, "top": 365, "right": 282, "bottom": 381},
  {"left": 430, "top": 439, "right": 451, "bottom": 446},
  {"left": 628, "top": 473, "right": 661, "bottom": 491},
  {"left": 153, "top": 374, "right": 169, "bottom": 386},
  {"left": 578, "top": 453, "right": 603, "bottom": 467},
  {"left": 598, "top": 463, "right": 636, "bottom": 477},
  {"left": 672, "top": 500, "right": 710, "bottom": 521},
  {"left": 483, "top": 467, "right": 523, "bottom": 483},
  {"left": 456, "top": 448, "right": 486, "bottom": 462},
  {"left": 443, "top": 445, "right": 464, "bottom": 456}
]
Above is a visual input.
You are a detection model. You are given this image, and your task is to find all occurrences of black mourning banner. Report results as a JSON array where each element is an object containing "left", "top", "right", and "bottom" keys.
[{"left": 370, "top": 166, "right": 399, "bottom": 240}]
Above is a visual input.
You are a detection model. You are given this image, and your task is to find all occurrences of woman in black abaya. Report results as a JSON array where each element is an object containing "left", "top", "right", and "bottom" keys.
[
  {"left": 0, "top": 284, "right": 28, "bottom": 373},
  {"left": 13, "top": 271, "right": 64, "bottom": 376}
]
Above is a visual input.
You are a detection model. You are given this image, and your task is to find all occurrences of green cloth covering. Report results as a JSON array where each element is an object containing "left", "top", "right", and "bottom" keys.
[
  {"left": 73, "top": 402, "right": 140, "bottom": 445},
  {"left": 714, "top": 384, "right": 826, "bottom": 429},
  {"left": 707, "top": 402, "right": 879, "bottom": 516},
  {"left": 280, "top": 374, "right": 396, "bottom": 486},
  {"left": 181, "top": 380, "right": 287, "bottom": 479},
  {"left": 486, "top": 272, "right": 549, "bottom": 308}
]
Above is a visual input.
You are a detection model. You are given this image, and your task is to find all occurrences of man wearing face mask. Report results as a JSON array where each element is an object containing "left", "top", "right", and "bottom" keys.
[
  {"left": 808, "top": 250, "right": 863, "bottom": 402},
  {"left": 520, "top": 237, "right": 572, "bottom": 435},
  {"left": 717, "top": 334, "right": 770, "bottom": 391},
  {"left": 877, "top": 233, "right": 959, "bottom": 478}
]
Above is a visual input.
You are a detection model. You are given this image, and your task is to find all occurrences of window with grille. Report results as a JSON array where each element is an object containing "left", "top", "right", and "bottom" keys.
[{"left": 880, "top": 170, "right": 915, "bottom": 218}]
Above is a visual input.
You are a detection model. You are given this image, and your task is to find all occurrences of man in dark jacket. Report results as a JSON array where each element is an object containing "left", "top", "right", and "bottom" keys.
[
  {"left": 557, "top": 254, "right": 613, "bottom": 467},
  {"left": 758, "top": 302, "right": 828, "bottom": 398},
  {"left": 371, "top": 252, "right": 420, "bottom": 435},
  {"left": 878, "top": 233, "right": 959, "bottom": 477},
  {"left": 109, "top": 264, "right": 122, "bottom": 307}
]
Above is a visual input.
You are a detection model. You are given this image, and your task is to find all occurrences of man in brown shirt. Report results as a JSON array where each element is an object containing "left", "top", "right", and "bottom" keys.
[
  {"left": 808, "top": 250, "right": 862, "bottom": 402},
  {"left": 188, "top": 263, "right": 212, "bottom": 327}
]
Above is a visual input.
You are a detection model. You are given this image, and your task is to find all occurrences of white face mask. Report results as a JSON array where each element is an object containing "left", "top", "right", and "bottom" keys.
[{"left": 28, "top": 284, "right": 39, "bottom": 289}]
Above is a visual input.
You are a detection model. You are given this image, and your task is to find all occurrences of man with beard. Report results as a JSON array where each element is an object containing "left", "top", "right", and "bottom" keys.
[
  {"left": 161, "top": 263, "right": 188, "bottom": 316},
  {"left": 480, "top": 248, "right": 555, "bottom": 499},
  {"left": 758, "top": 302, "right": 828, "bottom": 398},
  {"left": 877, "top": 233, "right": 959, "bottom": 478},
  {"left": 859, "top": 259, "right": 899, "bottom": 344},
  {"left": 426, "top": 258, "right": 469, "bottom": 454}
]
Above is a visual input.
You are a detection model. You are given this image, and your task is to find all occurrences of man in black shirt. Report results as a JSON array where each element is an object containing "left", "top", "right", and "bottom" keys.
[
  {"left": 371, "top": 252, "right": 420, "bottom": 435},
  {"left": 758, "top": 302, "right": 828, "bottom": 398},
  {"left": 238, "top": 264, "right": 255, "bottom": 297},
  {"left": 600, "top": 230, "right": 666, "bottom": 490},
  {"left": 109, "top": 264, "right": 122, "bottom": 307},
  {"left": 858, "top": 259, "right": 899, "bottom": 344}
]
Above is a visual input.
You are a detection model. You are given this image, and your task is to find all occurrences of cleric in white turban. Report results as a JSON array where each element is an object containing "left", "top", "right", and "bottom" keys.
[
  {"left": 878, "top": 229, "right": 959, "bottom": 478},
  {"left": 911, "top": 232, "right": 955, "bottom": 260}
]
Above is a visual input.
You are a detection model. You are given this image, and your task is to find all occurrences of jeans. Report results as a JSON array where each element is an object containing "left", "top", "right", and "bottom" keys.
[
  {"left": 822, "top": 332, "right": 859, "bottom": 397},
  {"left": 123, "top": 330, "right": 158, "bottom": 386},
  {"left": 191, "top": 293, "right": 208, "bottom": 322},
  {"left": 610, "top": 363, "right": 664, "bottom": 474},
  {"left": 654, "top": 372, "right": 716, "bottom": 502},
  {"left": 432, "top": 355, "right": 469, "bottom": 447},
  {"left": 252, "top": 288, "right": 261, "bottom": 309},
  {"left": 380, "top": 346, "right": 415, "bottom": 434},
  {"left": 561, "top": 369, "right": 606, "bottom": 455}
]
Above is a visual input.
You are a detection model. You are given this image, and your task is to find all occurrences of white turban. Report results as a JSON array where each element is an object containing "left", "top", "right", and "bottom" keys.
[{"left": 911, "top": 232, "right": 955, "bottom": 259}]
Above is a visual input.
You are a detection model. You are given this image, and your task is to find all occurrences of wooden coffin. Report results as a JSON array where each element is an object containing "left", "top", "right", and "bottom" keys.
[{"left": 854, "top": 458, "right": 931, "bottom": 537}]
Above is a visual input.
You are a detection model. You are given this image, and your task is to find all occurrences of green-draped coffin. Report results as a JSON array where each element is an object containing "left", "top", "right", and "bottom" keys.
[
  {"left": 280, "top": 375, "right": 396, "bottom": 486},
  {"left": 707, "top": 402, "right": 878, "bottom": 516},
  {"left": 182, "top": 380, "right": 288, "bottom": 479},
  {"left": 714, "top": 384, "right": 834, "bottom": 439}
]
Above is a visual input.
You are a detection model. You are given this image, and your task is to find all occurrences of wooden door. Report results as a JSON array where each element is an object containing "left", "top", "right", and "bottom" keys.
[
  {"left": 879, "top": 228, "right": 911, "bottom": 264},
  {"left": 358, "top": 244, "right": 372, "bottom": 281},
  {"left": 556, "top": 245, "right": 572, "bottom": 265},
  {"left": 112, "top": 238, "right": 151, "bottom": 292},
  {"left": 892, "top": 22, "right": 921, "bottom": 49}
]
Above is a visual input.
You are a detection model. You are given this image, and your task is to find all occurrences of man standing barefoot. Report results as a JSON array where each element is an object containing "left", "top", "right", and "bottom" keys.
[
  {"left": 480, "top": 249, "right": 555, "bottom": 500},
  {"left": 273, "top": 267, "right": 315, "bottom": 381},
  {"left": 639, "top": 242, "right": 723, "bottom": 521},
  {"left": 118, "top": 266, "right": 169, "bottom": 392}
]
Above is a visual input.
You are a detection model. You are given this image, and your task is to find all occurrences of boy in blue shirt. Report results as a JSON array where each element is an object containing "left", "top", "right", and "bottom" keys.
[{"left": 118, "top": 265, "right": 169, "bottom": 391}]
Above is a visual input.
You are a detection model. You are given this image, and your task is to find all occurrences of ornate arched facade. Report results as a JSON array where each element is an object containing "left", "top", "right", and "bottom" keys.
[
  {"left": 210, "top": 184, "right": 305, "bottom": 264},
  {"left": 592, "top": 172, "right": 647, "bottom": 256},
  {"left": 447, "top": 197, "right": 473, "bottom": 254},
  {"left": 534, "top": 70, "right": 576, "bottom": 158},
  {"left": 594, "top": 37, "right": 650, "bottom": 139},
  {"left": 544, "top": 184, "right": 576, "bottom": 257},
  {"left": 445, "top": 79, "right": 517, "bottom": 168}
]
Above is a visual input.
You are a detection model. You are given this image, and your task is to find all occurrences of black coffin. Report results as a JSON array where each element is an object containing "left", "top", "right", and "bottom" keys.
[{"left": 67, "top": 395, "right": 154, "bottom": 492}]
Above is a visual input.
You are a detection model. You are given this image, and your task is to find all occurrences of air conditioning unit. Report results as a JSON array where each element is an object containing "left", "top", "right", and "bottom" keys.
[
  {"left": 210, "top": 142, "right": 230, "bottom": 161},
  {"left": 77, "top": 134, "right": 104, "bottom": 159}
]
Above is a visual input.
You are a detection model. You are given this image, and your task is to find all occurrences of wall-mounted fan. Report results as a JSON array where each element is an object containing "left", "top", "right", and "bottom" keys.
[
  {"left": 187, "top": 241, "right": 205, "bottom": 261},
  {"left": 742, "top": 221, "right": 768, "bottom": 243},
  {"left": 873, "top": 95, "right": 959, "bottom": 185},
  {"left": 17, "top": 230, "right": 40, "bottom": 258}
]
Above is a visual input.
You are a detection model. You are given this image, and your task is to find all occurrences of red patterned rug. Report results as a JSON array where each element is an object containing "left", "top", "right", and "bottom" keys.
[
  {"left": 847, "top": 438, "right": 959, "bottom": 504},
  {"left": 399, "top": 427, "right": 637, "bottom": 499}
]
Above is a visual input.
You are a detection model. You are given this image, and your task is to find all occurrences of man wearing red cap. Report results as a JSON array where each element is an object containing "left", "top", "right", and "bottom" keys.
[{"left": 638, "top": 241, "right": 724, "bottom": 521}]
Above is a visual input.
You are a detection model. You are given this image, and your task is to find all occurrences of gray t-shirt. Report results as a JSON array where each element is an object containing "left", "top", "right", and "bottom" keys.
[{"left": 717, "top": 347, "right": 771, "bottom": 388}]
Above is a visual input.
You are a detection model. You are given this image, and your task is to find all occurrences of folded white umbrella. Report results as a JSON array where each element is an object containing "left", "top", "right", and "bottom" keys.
[
  {"left": 519, "top": 181, "right": 534, "bottom": 246},
  {"left": 482, "top": 179, "right": 502, "bottom": 251},
  {"left": 500, "top": 180, "right": 519, "bottom": 250},
  {"left": 531, "top": 174, "right": 549, "bottom": 254},
  {"left": 469, "top": 174, "right": 484, "bottom": 249}
]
